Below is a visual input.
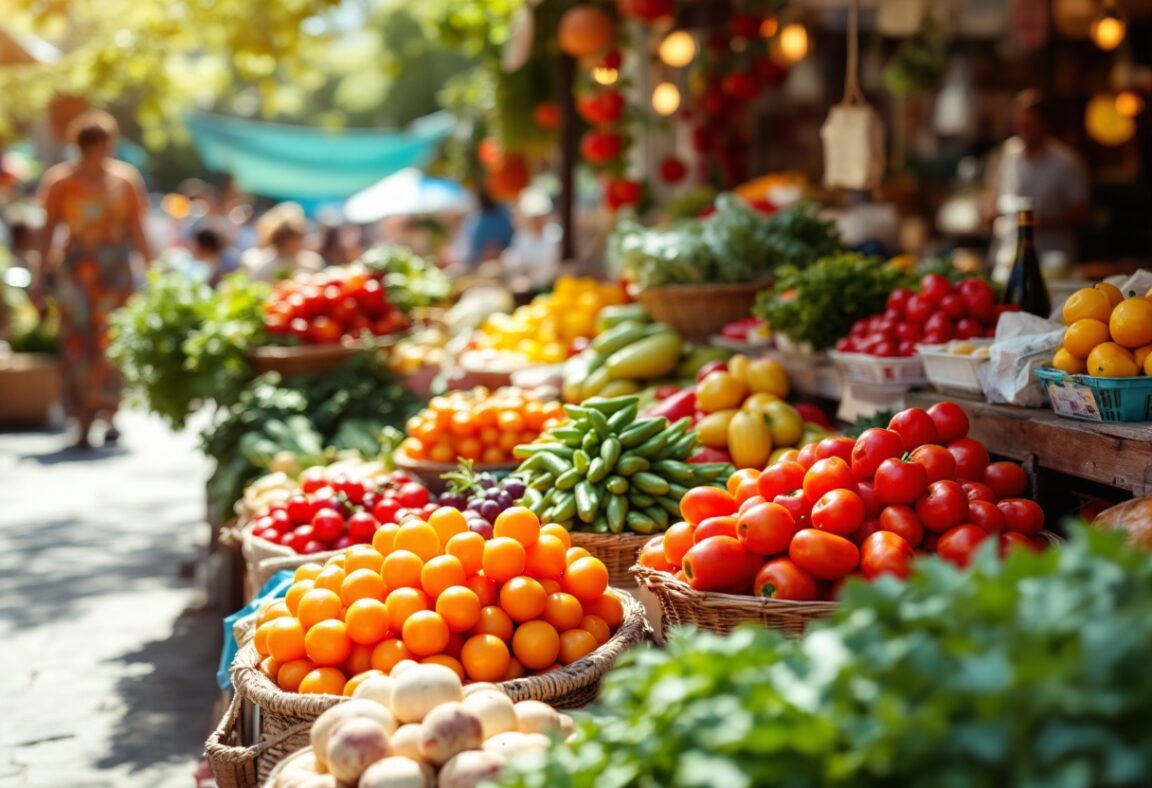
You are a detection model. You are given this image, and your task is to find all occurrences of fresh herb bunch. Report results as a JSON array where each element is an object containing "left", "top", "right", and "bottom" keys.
[
  {"left": 500, "top": 526, "right": 1152, "bottom": 788},
  {"left": 754, "top": 253, "right": 906, "bottom": 351},
  {"left": 358, "top": 244, "right": 452, "bottom": 313},
  {"left": 109, "top": 271, "right": 268, "bottom": 429}
]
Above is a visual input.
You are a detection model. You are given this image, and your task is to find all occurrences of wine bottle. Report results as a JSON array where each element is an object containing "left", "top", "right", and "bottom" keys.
[{"left": 1004, "top": 203, "right": 1051, "bottom": 317}]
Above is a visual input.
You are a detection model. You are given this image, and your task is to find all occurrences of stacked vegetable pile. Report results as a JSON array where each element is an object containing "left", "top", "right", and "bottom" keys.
[
  {"left": 270, "top": 665, "right": 571, "bottom": 788},
  {"left": 1051, "top": 282, "right": 1152, "bottom": 377},
  {"left": 639, "top": 403, "right": 1047, "bottom": 598},
  {"left": 253, "top": 506, "right": 626, "bottom": 691},
  {"left": 263, "top": 266, "right": 410, "bottom": 344},
  {"left": 513, "top": 396, "right": 731, "bottom": 535}
]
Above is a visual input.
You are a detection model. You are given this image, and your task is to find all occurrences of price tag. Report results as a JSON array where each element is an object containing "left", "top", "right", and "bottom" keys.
[{"left": 1047, "top": 381, "right": 1103, "bottom": 421}]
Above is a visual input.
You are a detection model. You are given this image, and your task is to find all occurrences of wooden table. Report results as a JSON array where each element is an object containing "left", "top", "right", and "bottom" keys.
[{"left": 908, "top": 392, "right": 1152, "bottom": 496}]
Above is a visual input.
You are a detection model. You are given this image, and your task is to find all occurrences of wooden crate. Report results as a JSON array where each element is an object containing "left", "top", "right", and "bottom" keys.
[{"left": 0, "top": 353, "right": 60, "bottom": 428}]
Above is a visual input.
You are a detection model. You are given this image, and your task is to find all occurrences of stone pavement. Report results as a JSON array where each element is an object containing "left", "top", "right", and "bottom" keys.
[{"left": 0, "top": 410, "right": 221, "bottom": 788}]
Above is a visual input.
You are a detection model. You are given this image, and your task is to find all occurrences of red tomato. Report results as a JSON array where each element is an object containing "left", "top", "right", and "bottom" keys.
[
  {"left": 948, "top": 438, "right": 990, "bottom": 482},
  {"left": 908, "top": 444, "right": 957, "bottom": 484},
  {"left": 757, "top": 461, "right": 806, "bottom": 501},
  {"left": 773, "top": 490, "right": 813, "bottom": 530},
  {"left": 915, "top": 481, "right": 969, "bottom": 532},
  {"left": 850, "top": 428, "right": 905, "bottom": 481},
  {"left": 874, "top": 458, "right": 929, "bottom": 505},
  {"left": 662, "top": 522, "right": 696, "bottom": 567},
  {"left": 738, "top": 495, "right": 766, "bottom": 515},
  {"left": 737, "top": 502, "right": 797, "bottom": 555},
  {"left": 693, "top": 516, "right": 739, "bottom": 543},
  {"left": 959, "top": 279, "right": 997, "bottom": 322},
  {"left": 680, "top": 487, "right": 738, "bottom": 525},
  {"left": 860, "top": 531, "right": 915, "bottom": 580},
  {"left": 347, "top": 512, "right": 377, "bottom": 543},
  {"left": 854, "top": 518, "right": 882, "bottom": 545},
  {"left": 638, "top": 537, "right": 674, "bottom": 571},
  {"left": 796, "top": 443, "right": 819, "bottom": 469},
  {"left": 963, "top": 481, "right": 998, "bottom": 503},
  {"left": 878, "top": 504, "right": 924, "bottom": 546},
  {"left": 752, "top": 558, "right": 821, "bottom": 601},
  {"left": 938, "top": 293, "right": 967, "bottom": 320},
  {"left": 724, "top": 548, "right": 769, "bottom": 595},
  {"left": 997, "top": 498, "right": 1044, "bottom": 535},
  {"left": 802, "top": 457, "right": 856, "bottom": 504},
  {"left": 887, "top": 408, "right": 939, "bottom": 451},
  {"left": 887, "top": 287, "right": 914, "bottom": 315},
  {"left": 811, "top": 489, "right": 865, "bottom": 537},
  {"left": 311, "top": 508, "right": 345, "bottom": 542},
  {"left": 285, "top": 495, "right": 313, "bottom": 526},
  {"left": 998, "top": 531, "right": 1045, "bottom": 556},
  {"left": 789, "top": 529, "right": 861, "bottom": 581},
  {"left": 682, "top": 536, "right": 750, "bottom": 591},
  {"left": 855, "top": 480, "right": 882, "bottom": 519},
  {"left": 984, "top": 461, "right": 1028, "bottom": 498},
  {"left": 926, "top": 402, "right": 970, "bottom": 443},
  {"left": 936, "top": 525, "right": 989, "bottom": 567},
  {"left": 967, "top": 499, "right": 1006, "bottom": 533},
  {"left": 919, "top": 273, "right": 953, "bottom": 305},
  {"left": 815, "top": 437, "right": 856, "bottom": 463},
  {"left": 905, "top": 295, "right": 934, "bottom": 324}
]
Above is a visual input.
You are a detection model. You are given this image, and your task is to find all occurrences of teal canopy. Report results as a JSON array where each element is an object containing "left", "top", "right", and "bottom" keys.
[{"left": 185, "top": 112, "right": 453, "bottom": 206}]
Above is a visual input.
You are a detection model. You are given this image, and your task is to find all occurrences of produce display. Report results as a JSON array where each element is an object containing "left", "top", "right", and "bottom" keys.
[
  {"left": 264, "top": 265, "right": 411, "bottom": 344},
  {"left": 359, "top": 244, "right": 453, "bottom": 314},
  {"left": 252, "top": 506, "right": 626, "bottom": 691},
  {"left": 835, "top": 275, "right": 1009, "bottom": 357},
  {"left": 513, "top": 396, "right": 731, "bottom": 534},
  {"left": 638, "top": 403, "right": 1048, "bottom": 597},
  {"left": 471, "top": 277, "right": 628, "bottom": 365},
  {"left": 499, "top": 528, "right": 1151, "bottom": 788},
  {"left": 269, "top": 665, "right": 571, "bottom": 788},
  {"left": 1051, "top": 283, "right": 1152, "bottom": 376},
  {"left": 390, "top": 326, "right": 451, "bottom": 377},
  {"left": 397, "top": 388, "right": 567, "bottom": 466},
  {"left": 716, "top": 316, "right": 769, "bottom": 345}
]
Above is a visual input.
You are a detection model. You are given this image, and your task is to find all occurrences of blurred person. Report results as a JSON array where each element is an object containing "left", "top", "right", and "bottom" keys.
[
  {"left": 31, "top": 109, "right": 153, "bottom": 450},
  {"left": 317, "top": 222, "right": 351, "bottom": 267},
  {"left": 502, "top": 188, "right": 561, "bottom": 292},
  {"left": 241, "top": 202, "right": 323, "bottom": 282},
  {"left": 984, "top": 90, "right": 1090, "bottom": 282},
  {"left": 458, "top": 186, "right": 515, "bottom": 267}
]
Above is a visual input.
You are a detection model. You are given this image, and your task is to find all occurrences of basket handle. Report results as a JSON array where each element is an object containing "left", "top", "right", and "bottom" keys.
[
  {"left": 205, "top": 690, "right": 314, "bottom": 760},
  {"left": 841, "top": 0, "right": 865, "bottom": 106}
]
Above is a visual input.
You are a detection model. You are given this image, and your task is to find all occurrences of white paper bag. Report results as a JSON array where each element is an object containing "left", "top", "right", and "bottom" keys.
[
  {"left": 822, "top": 104, "right": 886, "bottom": 191},
  {"left": 980, "top": 312, "right": 1064, "bottom": 407}
]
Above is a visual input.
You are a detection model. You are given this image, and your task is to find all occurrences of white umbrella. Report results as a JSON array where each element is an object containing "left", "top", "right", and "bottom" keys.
[{"left": 344, "top": 167, "right": 472, "bottom": 223}]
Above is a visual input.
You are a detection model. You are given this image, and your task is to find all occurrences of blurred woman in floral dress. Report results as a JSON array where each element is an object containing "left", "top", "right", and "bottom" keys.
[{"left": 32, "top": 110, "right": 153, "bottom": 449}]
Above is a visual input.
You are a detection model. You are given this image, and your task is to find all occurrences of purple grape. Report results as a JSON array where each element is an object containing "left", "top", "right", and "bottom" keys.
[
  {"left": 477, "top": 475, "right": 496, "bottom": 489},
  {"left": 485, "top": 488, "right": 503, "bottom": 501},
  {"left": 469, "top": 520, "right": 494, "bottom": 539},
  {"left": 496, "top": 490, "right": 513, "bottom": 508},
  {"left": 503, "top": 480, "right": 527, "bottom": 499},
  {"left": 479, "top": 500, "right": 502, "bottom": 522},
  {"left": 467, "top": 500, "right": 484, "bottom": 513},
  {"left": 439, "top": 492, "right": 468, "bottom": 509}
]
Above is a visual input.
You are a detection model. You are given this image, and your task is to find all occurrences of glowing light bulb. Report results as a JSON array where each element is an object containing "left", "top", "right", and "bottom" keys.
[
  {"left": 592, "top": 66, "right": 619, "bottom": 86},
  {"left": 1116, "top": 90, "right": 1144, "bottom": 117},
  {"left": 1091, "top": 9, "right": 1126, "bottom": 51},
  {"left": 651, "top": 82, "right": 681, "bottom": 116},
  {"left": 776, "top": 23, "right": 809, "bottom": 64},
  {"left": 659, "top": 31, "right": 696, "bottom": 68},
  {"left": 760, "top": 17, "right": 779, "bottom": 38}
]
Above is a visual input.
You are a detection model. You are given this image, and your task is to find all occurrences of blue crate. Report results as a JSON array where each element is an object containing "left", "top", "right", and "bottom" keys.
[{"left": 1036, "top": 367, "right": 1152, "bottom": 422}]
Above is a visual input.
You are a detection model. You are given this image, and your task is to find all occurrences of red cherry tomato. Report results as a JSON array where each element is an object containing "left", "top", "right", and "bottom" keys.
[
  {"left": 860, "top": 531, "right": 915, "bottom": 580},
  {"left": 878, "top": 504, "right": 925, "bottom": 546},
  {"left": 963, "top": 481, "right": 998, "bottom": 503},
  {"left": 887, "top": 287, "right": 914, "bottom": 315},
  {"left": 638, "top": 537, "right": 674, "bottom": 571},
  {"left": 919, "top": 273, "right": 953, "bottom": 304},
  {"left": 346, "top": 512, "right": 377, "bottom": 543},
  {"left": 796, "top": 443, "right": 819, "bottom": 469},
  {"left": 887, "top": 408, "right": 940, "bottom": 451},
  {"left": 915, "top": 480, "right": 969, "bottom": 532},
  {"left": 855, "top": 480, "right": 883, "bottom": 519},
  {"left": 936, "top": 524, "right": 989, "bottom": 567},
  {"left": 662, "top": 522, "right": 696, "bottom": 567},
  {"left": 905, "top": 295, "right": 934, "bottom": 324},
  {"left": 874, "top": 457, "right": 929, "bottom": 505},
  {"left": 737, "top": 502, "right": 797, "bottom": 555},
  {"left": 789, "top": 529, "right": 861, "bottom": 581},
  {"left": 967, "top": 499, "right": 1007, "bottom": 533},
  {"left": 680, "top": 487, "right": 738, "bottom": 525},
  {"left": 999, "top": 531, "right": 1045, "bottom": 556},
  {"left": 948, "top": 438, "right": 991, "bottom": 482},
  {"left": 984, "top": 461, "right": 1028, "bottom": 499},
  {"left": 802, "top": 457, "right": 856, "bottom": 504},
  {"left": 682, "top": 536, "right": 752, "bottom": 591},
  {"left": 926, "top": 402, "right": 970, "bottom": 443},
  {"left": 311, "top": 508, "right": 345, "bottom": 542},
  {"left": 811, "top": 489, "right": 866, "bottom": 537},
  {"left": 854, "top": 518, "right": 883, "bottom": 545},
  {"left": 752, "top": 558, "right": 821, "bottom": 601},
  {"left": 815, "top": 436, "right": 856, "bottom": 463},
  {"left": 997, "top": 498, "right": 1044, "bottom": 535},
  {"left": 907, "top": 444, "right": 957, "bottom": 484},
  {"left": 693, "top": 516, "right": 739, "bottom": 543},
  {"left": 738, "top": 495, "right": 766, "bottom": 515},
  {"left": 756, "top": 461, "right": 806, "bottom": 501},
  {"left": 850, "top": 428, "right": 905, "bottom": 480},
  {"left": 773, "top": 490, "right": 813, "bottom": 530}
]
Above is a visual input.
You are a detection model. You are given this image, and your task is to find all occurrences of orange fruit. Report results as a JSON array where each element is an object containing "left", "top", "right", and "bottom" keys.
[
  {"left": 539, "top": 524, "right": 572, "bottom": 549},
  {"left": 466, "top": 574, "right": 498, "bottom": 606},
  {"left": 297, "top": 588, "right": 343, "bottom": 630},
  {"left": 382, "top": 550, "right": 424, "bottom": 590},
  {"left": 345, "top": 547, "right": 385, "bottom": 574},
  {"left": 1133, "top": 344, "right": 1152, "bottom": 370},
  {"left": 558, "top": 629, "right": 598, "bottom": 665},
  {"left": 446, "top": 532, "right": 485, "bottom": 575},
  {"left": 493, "top": 507, "right": 540, "bottom": 547},
  {"left": 276, "top": 658, "right": 315, "bottom": 691},
  {"left": 511, "top": 620, "right": 560, "bottom": 670},
  {"left": 402, "top": 611, "right": 451, "bottom": 657},
  {"left": 370, "top": 638, "right": 412, "bottom": 673},
  {"left": 474, "top": 605, "right": 514, "bottom": 641},
  {"left": 428, "top": 507, "right": 468, "bottom": 544},
  {"left": 284, "top": 580, "right": 315, "bottom": 616},
  {"left": 563, "top": 557, "right": 610, "bottom": 603},
  {"left": 305, "top": 619, "right": 353, "bottom": 666},
  {"left": 428, "top": 442, "right": 454, "bottom": 464},
  {"left": 324, "top": 554, "right": 346, "bottom": 569},
  {"left": 344, "top": 643, "right": 375, "bottom": 676},
  {"left": 260, "top": 656, "right": 283, "bottom": 679},
  {"left": 1095, "top": 282, "right": 1124, "bottom": 307},
  {"left": 443, "top": 631, "right": 465, "bottom": 659},
  {"left": 385, "top": 587, "right": 429, "bottom": 633},
  {"left": 498, "top": 410, "right": 524, "bottom": 432},
  {"left": 343, "top": 669, "right": 384, "bottom": 696},
  {"left": 254, "top": 622, "right": 274, "bottom": 656},
  {"left": 482, "top": 537, "right": 527, "bottom": 583},
  {"left": 372, "top": 523, "right": 400, "bottom": 555},
  {"left": 583, "top": 590, "right": 624, "bottom": 627},
  {"left": 435, "top": 586, "right": 482, "bottom": 633},
  {"left": 580, "top": 614, "right": 611, "bottom": 645},
  {"left": 394, "top": 521, "right": 440, "bottom": 561},
  {"left": 1052, "top": 348, "right": 1087, "bottom": 374},
  {"left": 1063, "top": 287, "right": 1112, "bottom": 324},
  {"left": 313, "top": 565, "right": 347, "bottom": 595},
  {"left": 299, "top": 667, "right": 347, "bottom": 695},
  {"left": 293, "top": 563, "right": 323, "bottom": 583},
  {"left": 481, "top": 447, "right": 506, "bottom": 465},
  {"left": 423, "top": 654, "right": 465, "bottom": 680},
  {"left": 461, "top": 634, "right": 511, "bottom": 682},
  {"left": 1146, "top": 352, "right": 1152, "bottom": 375},
  {"left": 565, "top": 547, "right": 592, "bottom": 565},
  {"left": 344, "top": 598, "right": 390, "bottom": 645},
  {"left": 421, "top": 555, "right": 467, "bottom": 598},
  {"left": 258, "top": 601, "right": 291, "bottom": 626},
  {"left": 524, "top": 535, "right": 567, "bottom": 579},
  {"left": 457, "top": 438, "right": 483, "bottom": 461},
  {"left": 340, "top": 568, "right": 388, "bottom": 606},
  {"left": 499, "top": 576, "right": 548, "bottom": 622},
  {"left": 1086, "top": 342, "right": 1139, "bottom": 377},
  {"left": 543, "top": 592, "right": 584, "bottom": 632},
  {"left": 1062, "top": 319, "right": 1110, "bottom": 358},
  {"left": 504, "top": 657, "right": 526, "bottom": 681},
  {"left": 498, "top": 431, "right": 521, "bottom": 452},
  {"left": 1109, "top": 297, "right": 1152, "bottom": 348},
  {"left": 265, "top": 617, "right": 307, "bottom": 662},
  {"left": 727, "top": 467, "right": 761, "bottom": 496},
  {"left": 539, "top": 578, "right": 562, "bottom": 594}
]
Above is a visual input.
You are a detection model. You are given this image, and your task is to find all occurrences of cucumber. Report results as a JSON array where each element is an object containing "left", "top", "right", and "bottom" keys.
[
  {"left": 654, "top": 459, "right": 695, "bottom": 482},
  {"left": 606, "top": 403, "right": 640, "bottom": 432},
  {"left": 537, "top": 452, "right": 572, "bottom": 476},
  {"left": 556, "top": 468, "right": 582, "bottom": 491},
  {"left": 606, "top": 495, "right": 628, "bottom": 533},
  {"left": 530, "top": 473, "right": 554, "bottom": 491},
  {"left": 551, "top": 493, "right": 577, "bottom": 522},
  {"left": 616, "top": 456, "right": 651, "bottom": 476},
  {"left": 628, "top": 491, "right": 656, "bottom": 508},
  {"left": 643, "top": 506, "right": 670, "bottom": 529},
  {"left": 513, "top": 443, "right": 574, "bottom": 459},
  {"left": 550, "top": 427, "right": 585, "bottom": 446},
  {"left": 586, "top": 407, "right": 611, "bottom": 439},
  {"left": 605, "top": 475, "right": 630, "bottom": 495},
  {"left": 572, "top": 449, "right": 591, "bottom": 474},
  {"left": 581, "top": 431, "right": 601, "bottom": 453},
  {"left": 626, "top": 511, "right": 659, "bottom": 534},
  {"left": 619, "top": 418, "right": 663, "bottom": 448},
  {"left": 630, "top": 433, "right": 668, "bottom": 458},
  {"left": 656, "top": 495, "right": 682, "bottom": 517},
  {"left": 633, "top": 472, "right": 671, "bottom": 496},
  {"left": 583, "top": 394, "right": 642, "bottom": 414},
  {"left": 600, "top": 437, "right": 622, "bottom": 470},
  {"left": 575, "top": 481, "right": 601, "bottom": 523},
  {"left": 587, "top": 457, "right": 608, "bottom": 483}
]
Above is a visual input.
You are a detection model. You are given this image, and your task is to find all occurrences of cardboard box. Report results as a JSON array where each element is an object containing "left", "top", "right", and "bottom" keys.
[{"left": 0, "top": 353, "right": 61, "bottom": 427}]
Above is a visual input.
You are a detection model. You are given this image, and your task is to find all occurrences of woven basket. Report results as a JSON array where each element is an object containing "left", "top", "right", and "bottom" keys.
[
  {"left": 570, "top": 532, "right": 651, "bottom": 587},
  {"left": 240, "top": 527, "right": 341, "bottom": 601},
  {"left": 253, "top": 550, "right": 343, "bottom": 596},
  {"left": 632, "top": 564, "right": 835, "bottom": 639},
  {"left": 635, "top": 281, "right": 770, "bottom": 340},
  {"left": 392, "top": 452, "right": 517, "bottom": 495},
  {"left": 247, "top": 343, "right": 365, "bottom": 377}
]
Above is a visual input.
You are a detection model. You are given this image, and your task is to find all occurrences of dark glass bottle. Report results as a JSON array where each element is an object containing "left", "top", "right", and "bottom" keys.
[{"left": 1005, "top": 206, "right": 1051, "bottom": 317}]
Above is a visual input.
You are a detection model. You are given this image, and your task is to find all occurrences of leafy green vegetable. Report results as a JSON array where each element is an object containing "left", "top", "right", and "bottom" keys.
[
  {"left": 358, "top": 244, "right": 452, "bottom": 313},
  {"left": 500, "top": 526, "right": 1152, "bottom": 788},
  {"left": 754, "top": 253, "right": 906, "bottom": 351}
]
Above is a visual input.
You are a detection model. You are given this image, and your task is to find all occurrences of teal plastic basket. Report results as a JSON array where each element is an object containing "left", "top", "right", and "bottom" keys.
[{"left": 1035, "top": 367, "right": 1152, "bottom": 422}]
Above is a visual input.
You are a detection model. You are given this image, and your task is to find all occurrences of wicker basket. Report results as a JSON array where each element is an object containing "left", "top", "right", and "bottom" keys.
[
  {"left": 240, "top": 527, "right": 341, "bottom": 600},
  {"left": 632, "top": 564, "right": 835, "bottom": 639},
  {"left": 392, "top": 452, "right": 517, "bottom": 495},
  {"left": 635, "top": 281, "right": 770, "bottom": 339},
  {"left": 570, "top": 532, "right": 651, "bottom": 587},
  {"left": 253, "top": 550, "right": 343, "bottom": 596},
  {"left": 209, "top": 589, "right": 648, "bottom": 787}
]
